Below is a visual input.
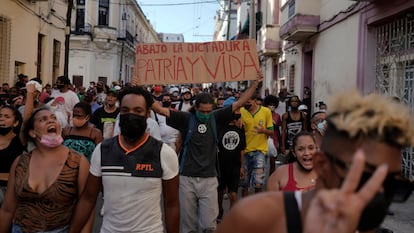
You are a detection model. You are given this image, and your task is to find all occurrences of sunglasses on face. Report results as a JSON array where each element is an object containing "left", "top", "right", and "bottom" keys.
[{"left": 322, "top": 150, "right": 414, "bottom": 202}]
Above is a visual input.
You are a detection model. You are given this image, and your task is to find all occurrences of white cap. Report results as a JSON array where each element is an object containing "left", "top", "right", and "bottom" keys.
[
  {"left": 182, "top": 88, "right": 191, "bottom": 94},
  {"left": 298, "top": 104, "right": 308, "bottom": 111},
  {"left": 169, "top": 87, "right": 179, "bottom": 94}
]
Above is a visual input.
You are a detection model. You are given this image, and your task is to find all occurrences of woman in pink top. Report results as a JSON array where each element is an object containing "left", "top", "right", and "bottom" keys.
[{"left": 267, "top": 131, "right": 317, "bottom": 191}]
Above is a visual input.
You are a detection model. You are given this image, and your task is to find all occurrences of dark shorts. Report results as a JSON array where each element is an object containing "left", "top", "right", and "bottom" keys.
[{"left": 218, "top": 158, "right": 241, "bottom": 193}]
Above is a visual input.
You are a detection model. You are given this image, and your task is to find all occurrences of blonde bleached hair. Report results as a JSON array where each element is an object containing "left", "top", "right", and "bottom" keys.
[{"left": 326, "top": 90, "right": 414, "bottom": 148}]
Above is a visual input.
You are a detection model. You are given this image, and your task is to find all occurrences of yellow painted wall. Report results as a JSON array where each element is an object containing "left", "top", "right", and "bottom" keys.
[{"left": 1, "top": 0, "right": 66, "bottom": 85}]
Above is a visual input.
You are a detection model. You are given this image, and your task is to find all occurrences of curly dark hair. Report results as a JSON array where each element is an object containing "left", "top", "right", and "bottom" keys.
[
  {"left": 23, "top": 108, "right": 48, "bottom": 143},
  {"left": 263, "top": 95, "right": 279, "bottom": 108},
  {"left": 194, "top": 92, "right": 214, "bottom": 107},
  {"left": 286, "top": 131, "right": 316, "bottom": 163},
  {"left": 117, "top": 86, "right": 154, "bottom": 110},
  {"left": 74, "top": 102, "right": 92, "bottom": 117},
  {"left": 0, "top": 105, "right": 23, "bottom": 134}
]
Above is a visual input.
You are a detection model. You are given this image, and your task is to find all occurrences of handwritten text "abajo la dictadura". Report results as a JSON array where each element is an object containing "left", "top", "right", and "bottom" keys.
[{"left": 136, "top": 40, "right": 252, "bottom": 55}]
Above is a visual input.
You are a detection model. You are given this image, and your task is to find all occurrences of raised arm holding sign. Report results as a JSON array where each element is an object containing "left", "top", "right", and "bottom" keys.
[{"left": 134, "top": 40, "right": 260, "bottom": 86}]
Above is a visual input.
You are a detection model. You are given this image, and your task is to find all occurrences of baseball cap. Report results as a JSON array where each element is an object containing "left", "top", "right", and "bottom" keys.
[
  {"left": 169, "top": 87, "right": 179, "bottom": 97},
  {"left": 154, "top": 85, "right": 162, "bottom": 93},
  {"left": 107, "top": 89, "right": 118, "bottom": 97},
  {"left": 298, "top": 104, "right": 308, "bottom": 111},
  {"left": 223, "top": 97, "right": 236, "bottom": 108},
  {"left": 182, "top": 88, "right": 191, "bottom": 94}
]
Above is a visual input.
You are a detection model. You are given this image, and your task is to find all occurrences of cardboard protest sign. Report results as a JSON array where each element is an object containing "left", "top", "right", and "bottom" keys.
[{"left": 134, "top": 39, "right": 259, "bottom": 85}]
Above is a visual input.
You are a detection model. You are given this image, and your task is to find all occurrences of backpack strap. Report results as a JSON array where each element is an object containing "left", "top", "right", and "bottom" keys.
[
  {"left": 283, "top": 192, "right": 303, "bottom": 233},
  {"left": 154, "top": 112, "right": 160, "bottom": 124},
  {"left": 210, "top": 114, "right": 218, "bottom": 144},
  {"left": 178, "top": 101, "right": 183, "bottom": 111},
  {"left": 210, "top": 114, "right": 221, "bottom": 176},
  {"left": 179, "top": 114, "right": 197, "bottom": 174}
]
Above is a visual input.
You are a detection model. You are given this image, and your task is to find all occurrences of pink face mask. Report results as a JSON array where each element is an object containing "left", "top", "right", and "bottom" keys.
[{"left": 39, "top": 134, "right": 63, "bottom": 148}]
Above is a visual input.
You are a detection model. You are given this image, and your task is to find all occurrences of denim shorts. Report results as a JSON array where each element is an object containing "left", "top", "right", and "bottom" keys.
[
  {"left": 12, "top": 224, "right": 69, "bottom": 233},
  {"left": 241, "top": 151, "right": 265, "bottom": 189}
]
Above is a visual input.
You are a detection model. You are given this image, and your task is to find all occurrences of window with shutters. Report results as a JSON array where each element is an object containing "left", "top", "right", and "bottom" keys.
[{"left": 0, "top": 15, "right": 11, "bottom": 84}]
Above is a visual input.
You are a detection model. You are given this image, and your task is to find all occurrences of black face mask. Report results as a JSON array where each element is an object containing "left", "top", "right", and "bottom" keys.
[
  {"left": 57, "top": 84, "right": 64, "bottom": 89},
  {"left": 233, "top": 113, "right": 241, "bottom": 120},
  {"left": 244, "top": 104, "right": 252, "bottom": 111},
  {"left": 97, "top": 87, "right": 104, "bottom": 92},
  {"left": 0, "top": 127, "right": 13, "bottom": 136},
  {"left": 119, "top": 113, "right": 147, "bottom": 142},
  {"left": 345, "top": 172, "right": 396, "bottom": 231},
  {"left": 357, "top": 192, "right": 391, "bottom": 231},
  {"left": 162, "top": 101, "right": 171, "bottom": 108},
  {"left": 184, "top": 97, "right": 191, "bottom": 101},
  {"left": 326, "top": 151, "right": 398, "bottom": 231}
]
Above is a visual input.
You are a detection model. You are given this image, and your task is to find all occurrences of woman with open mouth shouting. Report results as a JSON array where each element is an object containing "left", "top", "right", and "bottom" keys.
[
  {"left": 267, "top": 131, "right": 318, "bottom": 192},
  {"left": 0, "top": 108, "right": 93, "bottom": 233}
]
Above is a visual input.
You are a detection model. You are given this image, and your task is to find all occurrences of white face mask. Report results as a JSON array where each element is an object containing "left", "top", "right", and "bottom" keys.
[{"left": 317, "top": 120, "right": 327, "bottom": 134}]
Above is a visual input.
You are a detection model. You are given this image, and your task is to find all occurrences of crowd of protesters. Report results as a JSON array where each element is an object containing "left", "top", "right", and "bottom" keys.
[{"left": 0, "top": 73, "right": 413, "bottom": 233}]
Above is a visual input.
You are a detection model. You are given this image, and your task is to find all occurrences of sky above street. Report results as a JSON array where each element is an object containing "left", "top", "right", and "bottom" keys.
[{"left": 137, "top": 0, "right": 222, "bottom": 42}]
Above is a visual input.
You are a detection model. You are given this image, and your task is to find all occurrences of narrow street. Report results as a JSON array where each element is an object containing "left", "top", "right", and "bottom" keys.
[{"left": 92, "top": 158, "right": 414, "bottom": 233}]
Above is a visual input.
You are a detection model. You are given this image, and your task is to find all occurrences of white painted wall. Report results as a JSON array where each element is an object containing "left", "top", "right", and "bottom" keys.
[
  {"left": 312, "top": 14, "right": 359, "bottom": 103},
  {"left": 320, "top": 0, "right": 355, "bottom": 22},
  {"left": 68, "top": 0, "right": 159, "bottom": 87},
  {"left": 290, "top": 45, "right": 303, "bottom": 95}
]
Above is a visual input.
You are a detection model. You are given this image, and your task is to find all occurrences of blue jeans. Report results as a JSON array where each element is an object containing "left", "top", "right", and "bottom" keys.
[
  {"left": 12, "top": 224, "right": 69, "bottom": 233},
  {"left": 242, "top": 151, "right": 265, "bottom": 189}
]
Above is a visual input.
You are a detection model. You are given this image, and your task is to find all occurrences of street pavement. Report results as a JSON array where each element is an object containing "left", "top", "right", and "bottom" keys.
[
  {"left": 381, "top": 194, "right": 414, "bottom": 233},
  {"left": 92, "top": 158, "right": 414, "bottom": 233}
]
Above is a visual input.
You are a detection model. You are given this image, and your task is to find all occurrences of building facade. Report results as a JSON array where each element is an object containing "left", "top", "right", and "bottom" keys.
[
  {"left": 158, "top": 33, "right": 184, "bottom": 43},
  {"left": 214, "top": 0, "right": 238, "bottom": 41},
  {"left": 0, "top": 0, "right": 67, "bottom": 86},
  {"left": 256, "top": 0, "right": 281, "bottom": 97},
  {"left": 69, "top": 0, "right": 159, "bottom": 87},
  {"left": 221, "top": 0, "right": 282, "bottom": 95}
]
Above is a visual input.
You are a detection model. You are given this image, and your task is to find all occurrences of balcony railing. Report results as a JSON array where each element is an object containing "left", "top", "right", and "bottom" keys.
[
  {"left": 74, "top": 24, "right": 92, "bottom": 35},
  {"left": 258, "top": 25, "right": 281, "bottom": 56},
  {"left": 93, "top": 25, "right": 118, "bottom": 41},
  {"left": 280, "top": 0, "right": 320, "bottom": 41}
]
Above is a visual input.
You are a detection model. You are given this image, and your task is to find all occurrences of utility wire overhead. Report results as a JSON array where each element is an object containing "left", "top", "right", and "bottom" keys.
[{"left": 140, "top": 1, "right": 217, "bottom": 6}]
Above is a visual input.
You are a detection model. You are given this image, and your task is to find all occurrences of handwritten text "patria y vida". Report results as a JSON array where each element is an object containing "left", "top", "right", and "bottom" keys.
[{"left": 135, "top": 40, "right": 259, "bottom": 84}]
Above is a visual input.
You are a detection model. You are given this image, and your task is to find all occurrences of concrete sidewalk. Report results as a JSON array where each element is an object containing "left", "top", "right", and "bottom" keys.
[
  {"left": 92, "top": 193, "right": 414, "bottom": 233},
  {"left": 381, "top": 194, "right": 414, "bottom": 233}
]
